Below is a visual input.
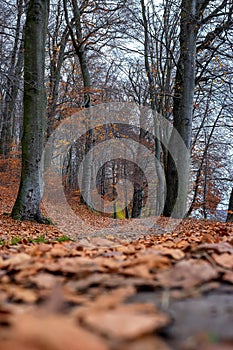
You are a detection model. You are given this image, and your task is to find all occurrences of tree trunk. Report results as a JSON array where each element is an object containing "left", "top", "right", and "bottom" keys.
[
  {"left": 163, "top": 0, "right": 199, "bottom": 218},
  {"left": 63, "top": 0, "right": 92, "bottom": 206},
  {"left": 11, "top": 0, "right": 50, "bottom": 223},
  {"left": 226, "top": 188, "right": 233, "bottom": 222},
  {"left": 139, "top": 0, "right": 165, "bottom": 217},
  {"left": 47, "top": 27, "right": 69, "bottom": 137},
  {"left": 0, "top": 0, "right": 24, "bottom": 155}
]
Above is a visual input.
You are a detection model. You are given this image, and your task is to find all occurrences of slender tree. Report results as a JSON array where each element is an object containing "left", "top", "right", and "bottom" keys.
[
  {"left": 0, "top": 0, "right": 24, "bottom": 155},
  {"left": 11, "top": 0, "right": 50, "bottom": 223},
  {"left": 226, "top": 188, "right": 233, "bottom": 222},
  {"left": 163, "top": 0, "right": 213, "bottom": 218},
  {"left": 47, "top": 0, "right": 69, "bottom": 137}
]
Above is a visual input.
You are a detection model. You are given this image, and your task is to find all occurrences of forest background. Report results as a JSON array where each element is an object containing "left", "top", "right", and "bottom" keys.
[{"left": 0, "top": 0, "right": 233, "bottom": 224}]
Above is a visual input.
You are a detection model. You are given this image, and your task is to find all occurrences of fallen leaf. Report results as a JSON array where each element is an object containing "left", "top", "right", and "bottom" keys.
[
  {"left": 212, "top": 253, "right": 233, "bottom": 269},
  {"left": 80, "top": 303, "right": 170, "bottom": 340},
  {"left": 92, "top": 286, "right": 136, "bottom": 309},
  {"left": 0, "top": 253, "right": 31, "bottom": 269},
  {"left": 50, "top": 245, "right": 70, "bottom": 257},
  {"left": 201, "top": 233, "right": 215, "bottom": 243},
  {"left": 160, "top": 248, "right": 185, "bottom": 260},
  {"left": 118, "top": 335, "right": 172, "bottom": 350},
  {"left": 0, "top": 312, "right": 108, "bottom": 350},
  {"left": 222, "top": 271, "right": 233, "bottom": 284},
  {"left": 29, "top": 273, "right": 64, "bottom": 289},
  {"left": 1, "top": 285, "right": 37, "bottom": 303},
  {"left": 156, "top": 259, "right": 218, "bottom": 289},
  {"left": 195, "top": 242, "right": 233, "bottom": 254},
  {"left": 122, "top": 264, "right": 152, "bottom": 279}
]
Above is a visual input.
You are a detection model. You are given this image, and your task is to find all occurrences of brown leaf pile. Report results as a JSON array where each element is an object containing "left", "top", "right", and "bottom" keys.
[{"left": 0, "top": 157, "right": 233, "bottom": 350}]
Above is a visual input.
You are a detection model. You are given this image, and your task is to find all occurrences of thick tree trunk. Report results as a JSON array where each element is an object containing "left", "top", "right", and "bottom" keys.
[
  {"left": 226, "top": 188, "right": 233, "bottom": 222},
  {"left": 163, "top": 0, "right": 199, "bottom": 218},
  {"left": 11, "top": 0, "right": 50, "bottom": 223}
]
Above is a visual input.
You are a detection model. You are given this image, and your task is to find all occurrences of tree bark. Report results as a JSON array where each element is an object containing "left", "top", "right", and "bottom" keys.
[
  {"left": 226, "top": 188, "right": 233, "bottom": 222},
  {"left": 140, "top": 0, "right": 165, "bottom": 216},
  {"left": 63, "top": 0, "right": 92, "bottom": 206},
  {"left": 0, "top": 0, "right": 24, "bottom": 155},
  {"left": 11, "top": 0, "right": 50, "bottom": 223},
  {"left": 47, "top": 27, "right": 69, "bottom": 137},
  {"left": 163, "top": 0, "right": 199, "bottom": 218}
]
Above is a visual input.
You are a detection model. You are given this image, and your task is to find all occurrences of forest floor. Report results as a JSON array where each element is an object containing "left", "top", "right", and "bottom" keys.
[{"left": 0, "top": 157, "right": 233, "bottom": 350}]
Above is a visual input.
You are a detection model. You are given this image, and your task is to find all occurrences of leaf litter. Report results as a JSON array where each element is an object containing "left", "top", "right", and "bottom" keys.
[{"left": 0, "top": 157, "right": 233, "bottom": 349}]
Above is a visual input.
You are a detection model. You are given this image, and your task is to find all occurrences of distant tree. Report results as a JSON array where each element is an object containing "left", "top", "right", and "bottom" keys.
[
  {"left": 47, "top": 0, "right": 69, "bottom": 137},
  {"left": 62, "top": 0, "right": 128, "bottom": 207},
  {"left": 226, "top": 188, "right": 233, "bottom": 222},
  {"left": 0, "top": 0, "right": 24, "bottom": 155},
  {"left": 11, "top": 0, "right": 50, "bottom": 222}
]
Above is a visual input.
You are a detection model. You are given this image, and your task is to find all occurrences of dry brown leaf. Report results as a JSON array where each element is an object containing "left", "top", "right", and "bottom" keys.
[
  {"left": 80, "top": 303, "right": 170, "bottom": 340},
  {"left": 201, "top": 233, "right": 215, "bottom": 243},
  {"left": 62, "top": 289, "right": 91, "bottom": 304},
  {"left": 35, "top": 243, "right": 52, "bottom": 253},
  {"left": 156, "top": 259, "right": 218, "bottom": 289},
  {"left": 2, "top": 285, "right": 37, "bottom": 303},
  {"left": 64, "top": 273, "right": 111, "bottom": 292},
  {"left": 92, "top": 286, "right": 136, "bottom": 309},
  {"left": 118, "top": 336, "right": 172, "bottom": 350},
  {"left": 14, "top": 265, "right": 44, "bottom": 281},
  {"left": 45, "top": 256, "right": 100, "bottom": 275},
  {"left": 160, "top": 248, "right": 185, "bottom": 260},
  {"left": 29, "top": 273, "right": 64, "bottom": 289},
  {"left": 147, "top": 255, "right": 171, "bottom": 269},
  {"left": 94, "top": 256, "right": 123, "bottom": 270},
  {"left": 90, "top": 236, "right": 119, "bottom": 247},
  {"left": 175, "top": 239, "right": 190, "bottom": 249},
  {"left": 50, "top": 245, "right": 70, "bottom": 257},
  {"left": 122, "top": 253, "right": 170, "bottom": 269},
  {"left": 115, "top": 245, "right": 137, "bottom": 254},
  {"left": 122, "top": 264, "right": 152, "bottom": 279},
  {"left": 212, "top": 253, "right": 233, "bottom": 269},
  {"left": 70, "top": 286, "right": 137, "bottom": 318},
  {"left": 0, "top": 312, "right": 108, "bottom": 350},
  {"left": 162, "top": 240, "right": 175, "bottom": 248},
  {"left": 195, "top": 242, "right": 233, "bottom": 254},
  {"left": 222, "top": 271, "right": 233, "bottom": 284},
  {"left": 0, "top": 253, "right": 31, "bottom": 269}
]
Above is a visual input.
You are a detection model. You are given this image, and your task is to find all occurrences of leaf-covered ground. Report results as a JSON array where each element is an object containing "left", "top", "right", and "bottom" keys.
[{"left": 0, "top": 157, "right": 233, "bottom": 350}]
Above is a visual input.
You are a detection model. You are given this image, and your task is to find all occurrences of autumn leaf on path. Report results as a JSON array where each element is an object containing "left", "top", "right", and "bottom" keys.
[
  {"left": 0, "top": 312, "right": 108, "bottom": 350},
  {"left": 156, "top": 259, "right": 218, "bottom": 289},
  {"left": 79, "top": 303, "right": 170, "bottom": 340}
]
